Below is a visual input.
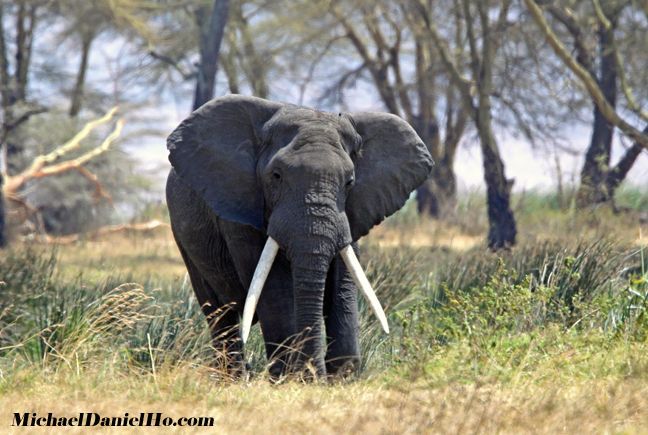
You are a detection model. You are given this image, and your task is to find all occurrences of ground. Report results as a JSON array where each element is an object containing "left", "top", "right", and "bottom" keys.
[{"left": 1, "top": 192, "right": 647, "bottom": 433}]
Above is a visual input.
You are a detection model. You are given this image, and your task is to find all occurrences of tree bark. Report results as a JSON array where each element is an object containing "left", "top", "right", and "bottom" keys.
[
  {"left": 474, "top": 0, "right": 516, "bottom": 249},
  {"left": 193, "top": 0, "right": 230, "bottom": 110},
  {"left": 69, "top": 33, "right": 94, "bottom": 117},
  {"left": 606, "top": 125, "right": 648, "bottom": 193},
  {"left": 411, "top": 114, "right": 455, "bottom": 218},
  {"left": 576, "top": 18, "right": 618, "bottom": 206},
  {"left": 476, "top": 109, "right": 517, "bottom": 249},
  {"left": 417, "top": 155, "right": 457, "bottom": 217}
]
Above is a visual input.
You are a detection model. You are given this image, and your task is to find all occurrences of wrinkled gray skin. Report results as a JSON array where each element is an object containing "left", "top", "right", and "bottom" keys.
[{"left": 166, "top": 95, "right": 433, "bottom": 379}]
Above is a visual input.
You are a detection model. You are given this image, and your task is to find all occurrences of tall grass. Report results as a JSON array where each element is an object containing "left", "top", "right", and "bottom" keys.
[
  {"left": 1, "top": 230, "right": 646, "bottom": 386},
  {"left": 361, "top": 238, "right": 648, "bottom": 377}
]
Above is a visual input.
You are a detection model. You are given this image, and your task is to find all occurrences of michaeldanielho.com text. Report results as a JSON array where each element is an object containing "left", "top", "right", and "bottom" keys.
[{"left": 12, "top": 412, "right": 215, "bottom": 428}]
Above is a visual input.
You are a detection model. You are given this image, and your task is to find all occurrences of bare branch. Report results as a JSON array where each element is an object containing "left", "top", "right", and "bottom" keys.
[
  {"left": 39, "top": 220, "right": 170, "bottom": 245},
  {"left": 410, "top": 0, "right": 474, "bottom": 111},
  {"left": 148, "top": 50, "right": 196, "bottom": 80},
  {"left": 74, "top": 166, "right": 113, "bottom": 204},
  {"left": 331, "top": 2, "right": 400, "bottom": 114},
  {"left": 524, "top": 0, "right": 648, "bottom": 149},
  {"left": 607, "top": 125, "right": 648, "bottom": 191},
  {"left": 34, "top": 119, "right": 124, "bottom": 178},
  {"left": 592, "top": 0, "right": 648, "bottom": 122},
  {"left": 4, "top": 110, "right": 123, "bottom": 195},
  {"left": 545, "top": 4, "right": 596, "bottom": 77},
  {"left": 299, "top": 35, "right": 343, "bottom": 105},
  {"left": 0, "top": 104, "right": 47, "bottom": 143}
]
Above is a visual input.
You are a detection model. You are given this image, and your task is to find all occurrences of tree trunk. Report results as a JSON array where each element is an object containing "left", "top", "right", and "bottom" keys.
[
  {"left": 606, "top": 125, "right": 648, "bottom": 194},
  {"left": 69, "top": 34, "right": 93, "bottom": 117},
  {"left": 413, "top": 115, "right": 460, "bottom": 218},
  {"left": 193, "top": 0, "right": 231, "bottom": 110},
  {"left": 476, "top": 107, "right": 517, "bottom": 249},
  {"left": 576, "top": 18, "right": 617, "bottom": 206},
  {"left": 0, "top": 3, "right": 39, "bottom": 248},
  {"left": 417, "top": 157, "right": 457, "bottom": 217}
]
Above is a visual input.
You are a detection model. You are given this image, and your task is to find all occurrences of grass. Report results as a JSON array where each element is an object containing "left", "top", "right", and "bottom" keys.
[{"left": 1, "top": 194, "right": 648, "bottom": 433}]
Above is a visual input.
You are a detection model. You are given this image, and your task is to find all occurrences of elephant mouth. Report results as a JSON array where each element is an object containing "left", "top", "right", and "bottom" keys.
[{"left": 239, "top": 237, "right": 389, "bottom": 344}]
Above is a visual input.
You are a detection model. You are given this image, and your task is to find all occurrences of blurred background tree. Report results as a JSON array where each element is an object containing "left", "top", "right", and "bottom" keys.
[
  {"left": 525, "top": 0, "right": 647, "bottom": 208},
  {"left": 0, "top": 0, "right": 646, "bottom": 248}
]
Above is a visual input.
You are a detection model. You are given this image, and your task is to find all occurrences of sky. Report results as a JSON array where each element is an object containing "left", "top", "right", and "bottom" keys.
[
  {"left": 74, "top": 33, "right": 646, "bottom": 199},
  {"left": 125, "top": 94, "right": 648, "bottom": 197}
]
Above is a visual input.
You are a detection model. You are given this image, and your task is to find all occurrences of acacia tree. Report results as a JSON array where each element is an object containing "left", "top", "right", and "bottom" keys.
[
  {"left": 220, "top": 0, "right": 269, "bottom": 98},
  {"left": 405, "top": 0, "right": 517, "bottom": 248},
  {"left": 324, "top": 0, "right": 468, "bottom": 218},
  {"left": 146, "top": 0, "right": 264, "bottom": 110},
  {"left": 525, "top": 0, "right": 647, "bottom": 206},
  {"left": 53, "top": 2, "right": 114, "bottom": 118},
  {"left": 193, "top": 0, "right": 231, "bottom": 109}
]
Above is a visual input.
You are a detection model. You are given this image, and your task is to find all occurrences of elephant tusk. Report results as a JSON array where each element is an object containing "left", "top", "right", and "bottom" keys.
[
  {"left": 240, "top": 237, "right": 280, "bottom": 344},
  {"left": 339, "top": 245, "right": 390, "bottom": 334}
]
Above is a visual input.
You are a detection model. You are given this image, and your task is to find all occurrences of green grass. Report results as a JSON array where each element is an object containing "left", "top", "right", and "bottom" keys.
[
  {"left": 2, "top": 235, "right": 646, "bottom": 378},
  {"left": 1, "top": 200, "right": 648, "bottom": 432}
]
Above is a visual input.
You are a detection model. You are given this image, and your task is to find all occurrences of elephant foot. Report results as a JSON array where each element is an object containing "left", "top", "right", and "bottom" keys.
[{"left": 326, "top": 356, "right": 360, "bottom": 381}]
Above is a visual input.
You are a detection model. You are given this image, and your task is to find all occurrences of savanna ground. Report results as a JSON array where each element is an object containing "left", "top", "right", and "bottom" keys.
[{"left": 1, "top": 189, "right": 648, "bottom": 434}]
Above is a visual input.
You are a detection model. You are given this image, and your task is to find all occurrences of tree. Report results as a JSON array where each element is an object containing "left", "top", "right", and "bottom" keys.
[
  {"left": 326, "top": 0, "right": 468, "bottom": 218},
  {"left": 221, "top": 0, "right": 269, "bottom": 98},
  {"left": 407, "top": 0, "right": 517, "bottom": 248},
  {"left": 53, "top": 1, "right": 111, "bottom": 117},
  {"left": 3, "top": 108, "right": 123, "bottom": 234},
  {"left": 525, "top": 0, "right": 647, "bottom": 206},
  {"left": 0, "top": 1, "right": 44, "bottom": 246},
  {"left": 193, "top": 0, "right": 231, "bottom": 109},
  {"left": 0, "top": 1, "right": 162, "bottom": 244}
]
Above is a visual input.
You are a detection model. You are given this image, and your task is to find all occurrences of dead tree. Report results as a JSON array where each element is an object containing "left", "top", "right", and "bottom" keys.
[{"left": 2, "top": 107, "right": 123, "bottom": 243}]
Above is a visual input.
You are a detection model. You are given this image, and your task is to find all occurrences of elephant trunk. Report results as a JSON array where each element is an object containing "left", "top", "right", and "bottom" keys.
[
  {"left": 291, "top": 252, "right": 330, "bottom": 377},
  {"left": 241, "top": 195, "right": 388, "bottom": 378}
]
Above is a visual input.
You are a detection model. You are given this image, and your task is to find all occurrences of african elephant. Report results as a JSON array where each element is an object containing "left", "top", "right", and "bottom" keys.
[{"left": 166, "top": 95, "right": 433, "bottom": 379}]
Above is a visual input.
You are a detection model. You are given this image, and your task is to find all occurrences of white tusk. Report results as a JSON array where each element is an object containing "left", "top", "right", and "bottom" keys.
[
  {"left": 240, "top": 237, "right": 280, "bottom": 344},
  {"left": 339, "top": 245, "right": 390, "bottom": 334}
]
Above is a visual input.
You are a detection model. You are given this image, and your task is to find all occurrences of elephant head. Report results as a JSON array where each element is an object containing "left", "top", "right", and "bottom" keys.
[{"left": 167, "top": 95, "right": 433, "bottom": 374}]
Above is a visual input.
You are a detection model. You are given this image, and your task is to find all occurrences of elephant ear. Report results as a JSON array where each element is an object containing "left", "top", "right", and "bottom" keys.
[
  {"left": 167, "top": 95, "right": 282, "bottom": 230},
  {"left": 346, "top": 112, "right": 434, "bottom": 240}
]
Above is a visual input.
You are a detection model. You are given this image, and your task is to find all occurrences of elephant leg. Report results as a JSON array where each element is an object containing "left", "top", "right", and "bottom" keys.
[
  {"left": 219, "top": 221, "right": 296, "bottom": 380},
  {"left": 177, "top": 245, "right": 245, "bottom": 376},
  {"left": 324, "top": 250, "right": 360, "bottom": 377}
]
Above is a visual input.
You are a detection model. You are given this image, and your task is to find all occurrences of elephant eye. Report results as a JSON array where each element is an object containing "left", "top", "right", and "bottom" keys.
[
  {"left": 272, "top": 171, "right": 282, "bottom": 181},
  {"left": 346, "top": 177, "right": 355, "bottom": 188}
]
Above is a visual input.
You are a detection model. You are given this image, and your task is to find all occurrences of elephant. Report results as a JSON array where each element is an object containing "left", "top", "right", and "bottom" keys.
[{"left": 166, "top": 94, "right": 433, "bottom": 379}]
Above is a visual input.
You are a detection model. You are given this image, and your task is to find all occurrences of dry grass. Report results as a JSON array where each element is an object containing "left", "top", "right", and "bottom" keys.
[
  {"left": 53, "top": 229, "right": 186, "bottom": 282},
  {"left": 3, "top": 373, "right": 647, "bottom": 434},
  {"left": 2, "top": 200, "right": 648, "bottom": 434},
  {"left": 370, "top": 220, "right": 484, "bottom": 250}
]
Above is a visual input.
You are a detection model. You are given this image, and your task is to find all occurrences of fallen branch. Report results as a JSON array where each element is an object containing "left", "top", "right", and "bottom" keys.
[
  {"left": 74, "top": 166, "right": 113, "bottom": 203},
  {"left": 37, "top": 220, "right": 170, "bottom": 245},
  {"left": 3, "top": 108, "right": 122, "bottom": 195}
]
